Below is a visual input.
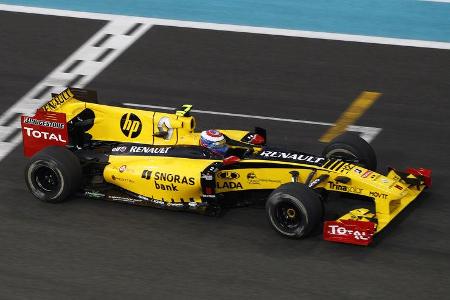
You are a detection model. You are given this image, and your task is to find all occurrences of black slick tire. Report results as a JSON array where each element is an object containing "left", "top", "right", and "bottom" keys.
[
  {"left": 25, "top": 146, "right": 82, "bottom": 203},
  {"left": 322, "top": 132, "right": 377, "bottom": 170},
  {"left": 266, "top": 183, "right": 323, "bottom": 238}
]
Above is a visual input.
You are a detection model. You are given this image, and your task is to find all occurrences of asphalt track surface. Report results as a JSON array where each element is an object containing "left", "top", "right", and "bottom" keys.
[{"left": 1, "top": 11, "right": 450, "bottom": 300}]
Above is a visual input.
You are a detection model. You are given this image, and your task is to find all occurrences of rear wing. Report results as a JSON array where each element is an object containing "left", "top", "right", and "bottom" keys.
[
  {"left": 21, "top": 110, "right": 68, "bottom": 157},
  {"left": 40, "top": 87, "right": 97, "bottom": 112},
  {"left": 21, "top": 87, "right": 97, "bottom": 157}
]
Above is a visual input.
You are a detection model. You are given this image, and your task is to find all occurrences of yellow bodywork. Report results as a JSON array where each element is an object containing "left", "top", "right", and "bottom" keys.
[
  {"left": 105, "top": 156, "right": 215, "bottom": 204},
  {"left": 42, "top": 88, "right": 428, "bottom": 234},
  {"left": 43, "top": 88, "right": 249, "bottom": 146}
]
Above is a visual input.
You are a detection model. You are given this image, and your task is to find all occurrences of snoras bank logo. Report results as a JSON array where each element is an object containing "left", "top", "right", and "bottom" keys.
[{"left": 120, "top": 113, "right": 142, "bottom": 138}]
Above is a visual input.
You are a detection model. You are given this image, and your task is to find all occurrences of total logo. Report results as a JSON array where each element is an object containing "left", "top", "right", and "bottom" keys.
[
  {"left": 23, "top": 127, "right": 66, "bottom": 142},
  {"left": 120, "top": 113, "right": 142, "bottom": 138},
  {"left": 327, "top": 225, "right": 371, "bottom": 241},
  {"left": 119, "top": 165, "right": 126, "bottom": 173}
]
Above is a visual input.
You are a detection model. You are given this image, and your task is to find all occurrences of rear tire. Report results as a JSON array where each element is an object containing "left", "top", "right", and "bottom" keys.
[
  {"left": 25, "top": 146, "right": 82, "bottom": 203},
  {"left": 266, "top": 183, "right": 323, "bottom": 238},
  {"left": 322, "top": 132, "right": 377, "bottom": 170}
]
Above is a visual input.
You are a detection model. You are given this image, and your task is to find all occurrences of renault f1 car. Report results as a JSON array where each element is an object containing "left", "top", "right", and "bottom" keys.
[{"left": 21, "top": 88, "right": 432, "bottom": 246}]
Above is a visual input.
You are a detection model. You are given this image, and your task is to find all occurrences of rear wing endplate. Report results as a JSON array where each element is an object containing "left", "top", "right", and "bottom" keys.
[{"left": 21, "top": 110, "right": 68, "bottom": 157}]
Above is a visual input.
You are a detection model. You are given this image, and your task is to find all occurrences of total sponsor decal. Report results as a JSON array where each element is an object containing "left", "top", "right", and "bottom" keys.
[
  {"left": 324, "top": 220, "right": 375, "bottom": 246},
  {"left": 119, "top": 165, "right": 126, "bottom": 173},
  {"left": 259, "top": 150, "right": 325, "bottom": 164},
  {"left": 369, "top": 191, "right": 388, "bottom": 199},
  {"left": 23, "top": 127, "right": 66, "bottom": 142},
  {"left": 328, "top": 182, "right": 362, "bottom": 194},
  {"left": 23, "top": 117, "right": 65, "bottom": 129},
  {"left": 129, "top": 146, "right": 171, "bottom": 154},
  {"left": 327, "top": 225, "right": 371, "bottom": 241}
]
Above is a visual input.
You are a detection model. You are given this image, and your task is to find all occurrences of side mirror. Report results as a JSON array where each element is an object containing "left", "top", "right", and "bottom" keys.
[{"left": 223, "top": 155, "right": 240, "bottom": 165}]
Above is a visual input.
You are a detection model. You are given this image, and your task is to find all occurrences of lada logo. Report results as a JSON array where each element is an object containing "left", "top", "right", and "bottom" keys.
[
  {"left": 120, "top": 113, "right": 142, "bottom": 138},
  {"left": 217, "top": 171, "right": 240, "bottom": 180}
]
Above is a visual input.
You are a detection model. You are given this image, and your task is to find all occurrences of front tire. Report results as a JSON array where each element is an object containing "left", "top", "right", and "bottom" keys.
[
  {"left": 25, "top": 146, "right": 82, "bottom": 203},
  {"left": 266, "top": 183, "right": 323, "bottom": 238},
  {"left": 322, "top": 132, "right": 377, "bottom": 170}
]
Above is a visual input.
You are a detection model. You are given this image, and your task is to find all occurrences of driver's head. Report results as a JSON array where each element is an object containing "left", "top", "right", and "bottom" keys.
[{"left": 200, "top": 129, "right": 228, "bottom": 156}]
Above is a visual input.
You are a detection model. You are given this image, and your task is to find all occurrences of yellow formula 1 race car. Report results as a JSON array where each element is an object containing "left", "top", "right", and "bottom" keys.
[{"left": 21, "top": 88, "right": 432, "bottom": 246}]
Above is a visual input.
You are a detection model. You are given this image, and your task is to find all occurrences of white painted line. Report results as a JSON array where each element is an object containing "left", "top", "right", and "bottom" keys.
[
  {"left": 0, "top": 19, "right": 152, "bottom": 160},
  {"left": 0, "top": 4, "right": 449, "bottom": 49},
  {"left": 123, "top": 103, "right": 383, "bottom": 143}
]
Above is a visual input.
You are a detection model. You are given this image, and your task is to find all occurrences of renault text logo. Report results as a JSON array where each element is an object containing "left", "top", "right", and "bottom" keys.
[{"left": 120, "top": 113, "right": 142, "bottom": 138}]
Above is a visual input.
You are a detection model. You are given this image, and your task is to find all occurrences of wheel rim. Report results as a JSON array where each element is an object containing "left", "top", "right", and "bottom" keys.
[
  {"left": 34, "top": 166, "right": 60, "bottom": 193},
  {"left": 274, "top": 200, "right": 302, "bottom": 233}
]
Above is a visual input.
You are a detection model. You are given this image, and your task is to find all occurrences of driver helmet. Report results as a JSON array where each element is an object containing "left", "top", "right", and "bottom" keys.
[{"left": 200, "top": 130, "right": 228, "bottom": 156}]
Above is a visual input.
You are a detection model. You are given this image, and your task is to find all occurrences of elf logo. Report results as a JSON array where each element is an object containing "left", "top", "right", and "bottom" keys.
[{"left": 120, "top": 113, "right": 142, "bottom": 138}]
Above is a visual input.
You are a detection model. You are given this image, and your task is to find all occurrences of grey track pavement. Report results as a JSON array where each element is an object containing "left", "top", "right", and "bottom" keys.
[{"left": 1, "top": 13, "right": 449, "bottom": 299}]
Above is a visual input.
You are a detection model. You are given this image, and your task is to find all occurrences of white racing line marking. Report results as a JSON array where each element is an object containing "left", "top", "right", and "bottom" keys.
[
  {"left": 123, "top": 103, "right": 382, "bottom": 143},
  {"left": 0, "top": 4, "right": 449, "bottom": 49},
  {"left": 0, "top": 18, "right": 152, "bottom": 160}
]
